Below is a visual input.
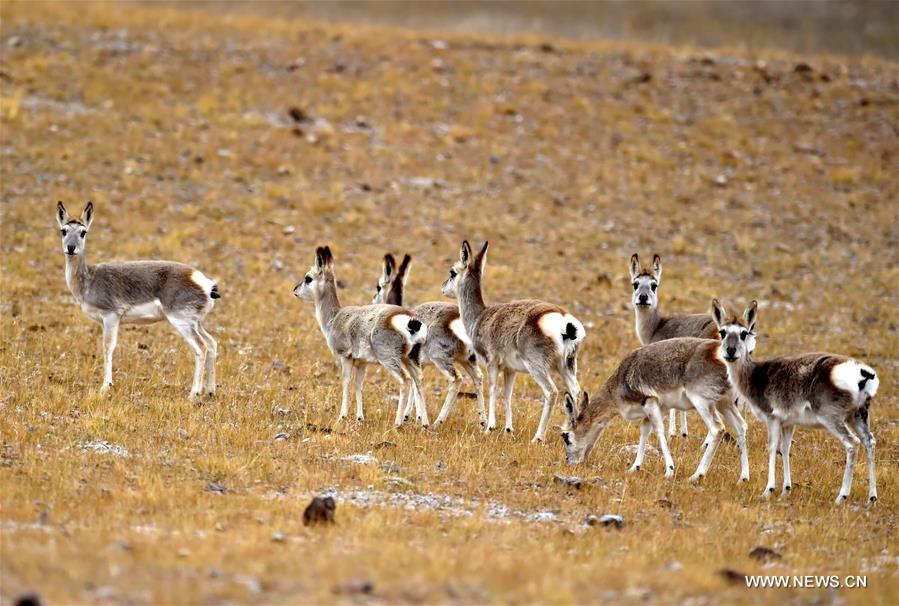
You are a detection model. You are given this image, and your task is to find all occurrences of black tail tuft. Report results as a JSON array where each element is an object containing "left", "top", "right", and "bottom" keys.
[
  {"left": 408, "top": 318, "right": 422, "bottom": 334},
  {"left": 408, "top": 343, "right": 422, "bottom": 365},
  {"left": 858, "top": 368, "right": 875, "bottom": 391},
  {"left": 469, "top": 353, "right": 477, "bottom": 364},
  {"left": 563, "top": 322, "right": 578, "bottom": 341},
  {"left": 210, "top": 284, "right": 221, "bottom": 299}
]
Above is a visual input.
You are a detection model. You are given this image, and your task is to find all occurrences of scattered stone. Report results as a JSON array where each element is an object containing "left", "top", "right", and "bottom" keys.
[
  {"left": 176, "top": 428, "right": 189, "bottom": 440},
  {"left": 273, "top": 432, "right": 290, "bottom": 441},
  {"left": 272, "top": 531, "right": 285, "bottom": 542},
  {"left": 287, "top": 107, "right": 309, "bottom": 123},
  {"left": 303, "top": 496, "right": 336, "bottom": 526},
  {"left": 586, "top": 514, "right": 623, "bottom": 529},
  {"left": 380, "top": 462, "right": 401, "bottom": 473},
  {"left": 281, "top": 225, "right": 295, "bottom": 235},
  {"left": 206, "top": 482, "right": 227, "bottom": 495},
  {"left": 342, "top": 453, "right": 377, "bottom": 465},
  {"left": 794, "top": 63, "right": 813, "bottom": 74},
  {"left": 554, "top": 474, "right": 583, "bottom": 489},
  {"left": 713, "top": 173, "right": 729, "bottom": 187},
  {"left": 14, "top": 593, "right": 41, "bottom": 606},
  {"left": 749, "top": 546, "right": 782, "bottom": 562},
  {"left": 332, "top": 580, "right": 373, "bottom": 595},
  {"left": 655, "top": 498, "right": 674, "bottom": 509},
  {"left": 7, "top": 36, "right": 23, "bottom": 48},
  {"left": 718, "top": 568, "right": 748, "bottom": 584},
  {"left": 271, "top": 360, "right": 290, "bottom": 373},
  {"left": 373, "top": 440, "right": 396, "bottom": 450},
  {"left": 272, "top": 259, "right": 284, "bottom": 271},
  {"left": 177, "top": 548, "right": 189, "bottom": 558}
]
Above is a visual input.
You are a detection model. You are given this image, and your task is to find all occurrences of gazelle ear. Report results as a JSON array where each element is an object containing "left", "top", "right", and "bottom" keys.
[
  {"left": 397, "top": 254, "right": 412, "bottom": 285},
  {"left": 743, "top": 300, "right": 758, "bottom": 332},
  {"left": 56, "top": 201, "right": 68, "bottom": 228},
  {"left": 579, "top": 391, "right": 589, "bottom": 412},
  {"left": 81, "top": 201, "right": 93, "bottom": 229},
  {"left": 460, "top": 240, "right": 472, "bottom": 265},
  {"left": 629, "top": 253, "right": 640, "bottom": 281},
  {"left": 564, "top": 392, "right": 577, "bottom": 422},
  {"left": 711, "top": 298, "right": 726, "bottom": 328},
  {"left": 652, "top": 254, "right": 662, "bottom": 281},
  {"left": 383, "top": 254, "right": 396, "bottom": 279},
  {"left": 315, "top": 246, "right": 326, "bottom": 272},
  {"left": 474, "top": 241, "right": 489, "bottom": 273}
]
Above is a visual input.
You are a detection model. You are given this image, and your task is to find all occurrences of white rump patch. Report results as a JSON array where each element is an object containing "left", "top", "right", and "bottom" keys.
[
  {"left": 537, "top": 312, "right": 586, "bottom": 357},
  {"left": 449, "top": 317, "right": 472, "bottom": 348},
  {"left": 831, "top": 360, "right": 879, "bottom": 400},
  {"left": 191, "top": 270, "right": 216, "bottom": 297},
  {"left": 390, "top": 314, "right": 428, "bottom": 344}
]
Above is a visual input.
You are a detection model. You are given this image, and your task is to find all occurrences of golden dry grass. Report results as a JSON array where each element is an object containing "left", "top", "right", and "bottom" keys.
[{"left": 1, "top": 2, "right": 897, "bottom": 604}]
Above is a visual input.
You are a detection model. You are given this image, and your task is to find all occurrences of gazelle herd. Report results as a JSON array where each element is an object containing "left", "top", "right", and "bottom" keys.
[{"left": 55, "top": 202, "right": 880, "bottom": 505}]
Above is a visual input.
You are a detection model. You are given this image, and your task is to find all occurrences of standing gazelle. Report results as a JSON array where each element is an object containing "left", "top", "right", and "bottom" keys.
[
  {"left": 293, "top": 246, "right": 429, "bottom": 425},
  {"left": 55, "top": 201, "right": 219, "bottom": 398},
  {"left": 713, "top": 300, "right": 879, "bottom": 504},
  {"left": 629, "top": 253, "right": 719, "bottom": 438},
  {"left": 442, "top": 241, "right": 585, "bottom": 442},
  {"left": 559, "top": 336, "right": 749, "bottom": 483},
  {"left": 372, "top": 253, "right": 486, "bottom": 427}
]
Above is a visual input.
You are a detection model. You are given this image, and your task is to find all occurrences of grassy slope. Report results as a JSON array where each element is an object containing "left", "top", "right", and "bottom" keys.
[{"left": 1, "top": 2, "right": 897, "bottom": 604}]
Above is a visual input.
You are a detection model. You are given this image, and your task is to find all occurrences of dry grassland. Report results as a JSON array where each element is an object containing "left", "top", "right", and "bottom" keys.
[{"left": 1, "top": 2, "right": 897, "bottom": 604}]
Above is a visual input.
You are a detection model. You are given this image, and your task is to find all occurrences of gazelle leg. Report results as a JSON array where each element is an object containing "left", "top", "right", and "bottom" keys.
[
  {"left": 353, "top": 361, "right": 366, "bottom": 421},
  {"left": 628, "top": 418, "right": 652, "bottom": 473},
  {"left": 168, "top": 316, "right": 206, "bottom": 398},
  {"left": 486, "top": 364, "right": 500, "bottom": 432},
  {"left": 461, "top": 357, "right": 486, "bottom": 427},
  {"left": 402, "top": 380, "right": 416, "bottom": 422},
  {"left": 403, "top": 359, "right": 429, "bottom": 427},
  {"left": 763, "top": 418, "right": 781, "bottom": 498},
  {"left": 337, "top": 357, "right": 353, "bottom": 421},
  {"left": 852, "top": 413, "right": 877, "bottom": 503},
  {"left": 501, "top": 368, "right": 517, "bottom": 435},
  {"left": 434, "top": 362, "right": 462, "bottom": 427},
  {"left": 528, "top": 368, "right": 557, "bottom": 443},
  {"left": 679, "top": 410, "right": 689, "bottom": 438},
  {"left": 720, "top": 402, "right": 750, "bottom": 482},
  {"left": 100, "top": 313, "right": 121, "bottom": 391},
  {"left": 780, "top": 425, "right": 795, "bottom": 495},
  {"left": 668, "top": 409, "right": 677, "bottom": 438},
  {"left": 645, "top": 398, "right": 675, "bottom": 477},
  {"left": 197, "top": 324, "right": 217, "bottom": 395},
  {"left": 687, "top": 396, "right": 724, "bottom": 482},
  {"left": 821, "top": 418, "right": 860, "bottom": 505},
  {"left": 382, "top": 362, "right": 409, "bottom": 427}
]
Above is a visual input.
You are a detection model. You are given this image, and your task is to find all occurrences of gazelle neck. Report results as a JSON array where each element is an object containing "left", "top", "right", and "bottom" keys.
[
  {"left": 385, "top": 279, "right": 403, "bottom": 306},
  {"left": 634, "top": 305, "right": 661, "bottom": 345},
  {"left": 314, "top": 275, "right": 342, "bottom": 335},
  {"left": 458, "top": 270, "right": 486, "bottom": 334},
  {"left": 64, "top": 252, "right": 90, "bottom": 302},
  {"left": 725, "top": 355, "right": 756, "bottom": 400}
]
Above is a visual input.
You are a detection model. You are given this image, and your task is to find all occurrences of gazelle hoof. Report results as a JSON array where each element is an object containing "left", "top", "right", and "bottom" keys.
[
  {"left": 689, "top": 473, "right": 704, "bottom": 483},
  {"left": 835, "top": 494, "right": 848, "bottom": 505},
  {"left": 681, "top": 432, "right": 688, "bottom": 438},
  {"left": 739, "top": 476, "right": 750, "bottom": 483},
  {"left": 869, "top": 495, "right": 878, "bottom": 504},
  {"left": 505, "top": 427, "right": 513, "bottom": 434},
  {"left": 763, "top": 487, "right": 775, "bottom": 499},
  {"left": 627, "top": 465, "right": 640, "bottom": 474},
  {"left": 337, "top": 415, "right": 348, "bottom": 422},
  {"left": 403, "top": 415, "right": 409, "bottom": 423},
  {"left": 355, "top": 415, "right": 364, "bottom": 422}
]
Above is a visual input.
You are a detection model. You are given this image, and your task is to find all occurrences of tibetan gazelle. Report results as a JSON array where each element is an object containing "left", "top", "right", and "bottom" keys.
[
  {"left": 442, "top": 241, "right": 585, "bottom": 443},
  {"left": 560, "top": 336, "right": 749, "bottom": 482},
  {"left": 629, "top": 253, "right": 719, "bottom": 439},
  {"left": 293, "top": 246, "right": 429, "bottom": 425},
  {"left": 55, "top": 201, "right": 219, "bottom": 398},
  {"left": 713, "top": 299, "right": 879, "bottom": 504},
  {"left": 372, "top": 253, "right": 486, "bottom": 428}
]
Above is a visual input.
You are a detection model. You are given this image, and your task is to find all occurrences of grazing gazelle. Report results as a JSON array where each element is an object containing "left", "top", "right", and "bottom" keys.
[
  {"left": 713, "top": 299, "right": 879, "bottom": 504},
  {"left": 372, "top": 253, "right": 486, "bottom": 428},
  {"left": 629, "top": 253, "right": 719, "bottom": 439},
  {"left": 441, "top": 241, "right": 585, "bottom": 442},
  {"left": 559, "top": 336, "right": 749, "bottom": 482},
  {"left": 55, "top": 201, "right": 220, "bottom": 398},
  {"left": 293, "top": 246, "right": 428, "bottom": 425}
]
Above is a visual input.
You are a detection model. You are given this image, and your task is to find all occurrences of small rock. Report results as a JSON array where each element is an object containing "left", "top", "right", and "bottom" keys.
[
  {"left": 587, "top": 514, "right": 624, "bottom": 529},
  {"left": 7, "top": 36, "right": 22, "bottom": 48},
  {"left": 381, "top": 463, "right": 401, "bottom": 473},
  {"left": 655, "top": 498, "right": 674, "bottom": 509},
  {"left": 177, "top": 428, "right": 189, "bottom": 440},
  {"left": 177, "top": 548, "right": 189, "bottom": 558},
  {"left": 749, "top": 546, "right": 782, "bottom": 561},
  {"left": 794, "top": 63, "right": 813, "bottom": 74},
  {"left": 553, "top": 474, "right": 583, "bottom": 489},
  {"left": 206, "top": 482, "right": 227, "bottom": 495},
  {"left": 287, "top": 107, "right": 309, "bottom": 122},
  {"left": 282, "top": 225, "right": 295, "bottom": 235},
  {"left": 373, "top": 440, "right": 396, "bottom": 450},
  {"left": 272, "top": 531, "right": 285, "bottom": 542},
  {"left": 713, "top": 174, "right": 729, "bottom": 187},
  {"left": 333, "top": 580, "right": 373, "bottom": 595},
  {"left": 14, "top": 593, "right": 41, "bottom": 606},
  {"left": 303, "top": 495, "right": 336, "bottom": 526},
  {"left": 271, "top": 360, "right": 290, "bottom": 373},
  {"left": 273, "top": 432, "right": 290, "bottom": 441},
  {"left": 272, "top": 259, "right": 284, "bottom": 271},
  {"left": 718, "top": 568, "right": 748, "bottom": 584}
]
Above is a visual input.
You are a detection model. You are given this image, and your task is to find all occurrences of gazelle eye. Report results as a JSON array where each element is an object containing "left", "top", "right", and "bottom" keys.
[
  {"left": 449, "top": 269, "right": 457, "bottom": 278},
  {"left": 650, "top": 283, "right": 657, "bottom": 292},
  {"left": 632, "top": 282, "right": 638, "bottom": 290},
  {"left": 740, "top": 331, "right": 748, "bottom": 340},
  {"left": 61, "top": 229, "right": 67, "bottom": 236},
  {"left": 79, "top": 231, "right": 86, "bottom": 238},
  {"left": 304, "top": 275, "right": 312, "bottom": 284},
  {"left": 719, "top": 330, "right": 726, "bottom": 338},
  {"left": 376, "top": 285, "right": 381, "bottom": 292}
]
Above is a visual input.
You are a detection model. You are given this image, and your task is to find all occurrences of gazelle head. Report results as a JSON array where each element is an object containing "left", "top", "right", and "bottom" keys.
[
  {"left": 372, "top": 253, "right": 411, "bottom": 305},
  {"left": 56, "top": 201, "right": 93, "bottom": 257},
  {"left": 294, "top": 246, "right": 334, "bottom": 301},
  {"left": 629, "top": 253, "right": 661, "bottom": 311},
  {"left": 712, "top": 299, "right": 758, "bottom": 363},
  {"left": 560, "top": 391, "right": 600, "bottom": 465},
  {"left": 442, "top": 240, "right": 488, "bottom": 298}
]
